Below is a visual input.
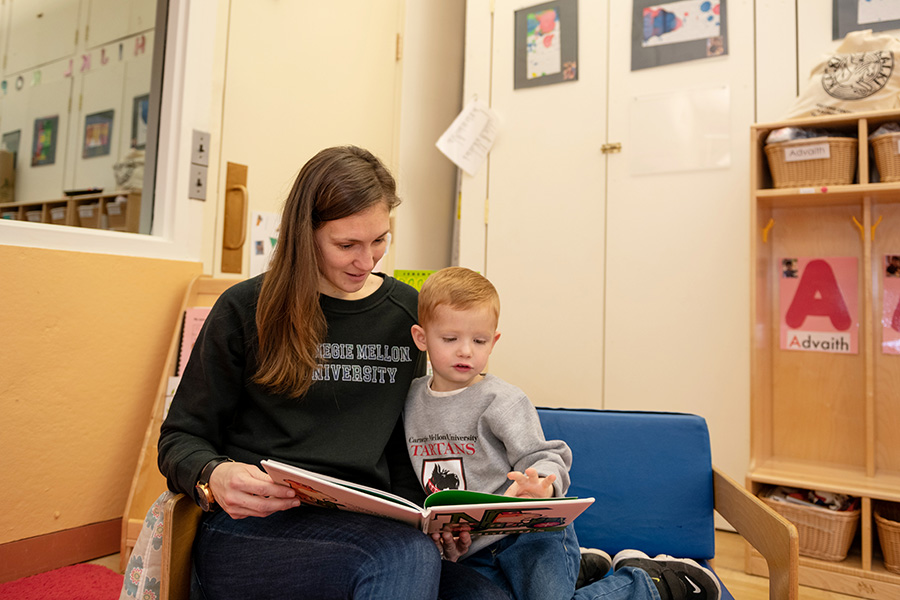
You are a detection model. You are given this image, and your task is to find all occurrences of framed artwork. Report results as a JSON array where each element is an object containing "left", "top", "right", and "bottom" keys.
[
  {"left": 632, "top": 0, "right": 727, "bottom": 71},
  {"left": 833, "top": 0, "right": 900, "bottom": 40},
  {"left": 83, "top": 110, "right": 114, "bottom": 158},
  {"left": 514, "top": 0, "right": 578, "bottom": 89},
  {"left": 31, "top": 116, "right": 59, "bottom": 167},
  {"left": 2, "top": 129, "right": 21, "bottom": 169},
  {"left": 132, "top": 94, "right": 150, "bottom": 149}
]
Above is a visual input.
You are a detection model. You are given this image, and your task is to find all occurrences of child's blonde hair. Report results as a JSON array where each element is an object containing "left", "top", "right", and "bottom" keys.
[{"left": 418, "top": 267, "right": 500, "bottom": 328}]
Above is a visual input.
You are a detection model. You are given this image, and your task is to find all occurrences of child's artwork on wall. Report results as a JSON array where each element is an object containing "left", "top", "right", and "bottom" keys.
[
  {"left": 883, "top": 255, "right": 900, "bottom": 355},
  {"left": 83, "top": 110, "right": 114, "bottom": 158},
  {"left": 31, "top": 116, "right": 59, "bottom": 167},
  {"left": 779, "top": 257, "right": 859, "bottom": 354},
  {"left": 250, "top": 211, "right": 280, "bottom": 277},
  {"left": 132, "top": 94, "right": 149, "bottom": 149},
  {"left": 833, "top": 0, "right": 900, "bottom": 40},
  {"left": 514, "top": 0, "right": 578, "bottom": 89},
  {"left": 632, "top": 0, "right": 727, "bottom": 71}
]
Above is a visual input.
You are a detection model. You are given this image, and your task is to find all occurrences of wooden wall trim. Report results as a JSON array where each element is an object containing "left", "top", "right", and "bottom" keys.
[{"left": 0, "top": 518, "right": 121, "bottom": 583}]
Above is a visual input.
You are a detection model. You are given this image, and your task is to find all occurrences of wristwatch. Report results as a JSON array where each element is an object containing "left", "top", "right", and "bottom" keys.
[{"left": 194, "top": 457, "right": 233, "bottom": 511}]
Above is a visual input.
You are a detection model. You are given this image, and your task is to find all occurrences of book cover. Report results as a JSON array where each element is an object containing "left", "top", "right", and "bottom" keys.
[
  {"left": 261, "top": 459, "right": 593, "bottom": 536},
  {"left": 176, "top": 307, "right": 212, "bottom": 376}
]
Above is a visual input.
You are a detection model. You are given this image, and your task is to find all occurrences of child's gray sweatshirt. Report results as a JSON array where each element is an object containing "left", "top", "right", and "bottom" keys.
[{"left": 403, "top": 373, "right": 572, "bottom": 499}]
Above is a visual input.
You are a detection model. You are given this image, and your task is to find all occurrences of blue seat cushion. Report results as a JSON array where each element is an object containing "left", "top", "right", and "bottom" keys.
[{"left": 537, "top": 408, "right": 716, "bottom": 559}]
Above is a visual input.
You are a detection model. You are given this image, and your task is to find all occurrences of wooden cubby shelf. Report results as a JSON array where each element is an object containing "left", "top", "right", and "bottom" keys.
[
  {"left": 748, "top": 109, "right": 900, "bottom": 599},
  {"left": 0, "top": 190, "right": 141, "bottom": 233}
]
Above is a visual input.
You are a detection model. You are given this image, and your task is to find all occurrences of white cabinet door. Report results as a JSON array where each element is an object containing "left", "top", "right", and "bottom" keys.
[
  {"left": 480, "top": 0, "right": 609, "bottom": 409},
  {"left": 603, "top": 1, "right": 756, "bottom": 486}
]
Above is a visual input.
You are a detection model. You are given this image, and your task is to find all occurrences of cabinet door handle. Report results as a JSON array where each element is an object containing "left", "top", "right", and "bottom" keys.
[{"left": 224, "top": 184, "right": 248, "bottom": 249}]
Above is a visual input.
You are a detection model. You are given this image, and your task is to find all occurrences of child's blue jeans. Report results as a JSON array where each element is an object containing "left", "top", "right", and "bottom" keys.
[{"left": 462, "top": 524, "right": 660, "bottom": 600}]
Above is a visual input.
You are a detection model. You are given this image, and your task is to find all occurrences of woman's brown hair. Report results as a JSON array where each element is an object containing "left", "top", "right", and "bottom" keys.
[{"left": 253, "top": 146, "right": 400, "bottom": 398}]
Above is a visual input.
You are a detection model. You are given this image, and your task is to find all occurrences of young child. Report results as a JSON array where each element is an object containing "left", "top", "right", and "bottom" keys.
[{"left": 404, "top": 267, "right": 721, "bottom": 600}]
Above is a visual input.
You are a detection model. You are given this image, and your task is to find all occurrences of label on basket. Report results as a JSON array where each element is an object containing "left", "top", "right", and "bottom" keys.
[
  {"left": 783, "top": 142, "right": 830, "bottom": 162},
  {"left": 896, "top": 139, "right": 900, "bottom": 155}
]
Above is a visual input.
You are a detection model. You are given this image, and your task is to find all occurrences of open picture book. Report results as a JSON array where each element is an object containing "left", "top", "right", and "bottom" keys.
[{"left": 262, "top": 459, "right": 594, "bottom": 536}]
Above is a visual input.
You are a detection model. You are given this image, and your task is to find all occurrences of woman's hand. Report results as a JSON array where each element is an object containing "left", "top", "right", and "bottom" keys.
[
  {"left": 431, "top": 529, "right": 472, "bottom": 562},
  {"left": 505, "top": 467, "right": 555, "bottom": 499},
  {"left": 209, "top": 461, "right": 300, "bottom": 519}
]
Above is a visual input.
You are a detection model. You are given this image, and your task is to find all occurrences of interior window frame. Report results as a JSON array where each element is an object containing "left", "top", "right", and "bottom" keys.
[{"left": 0, "top": 0, "right": 211, "bottom": 263}]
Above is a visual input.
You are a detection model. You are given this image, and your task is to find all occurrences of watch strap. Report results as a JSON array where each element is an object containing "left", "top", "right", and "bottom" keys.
[{"left": 198, "top": 456, "right": 233, "bottom": 486}]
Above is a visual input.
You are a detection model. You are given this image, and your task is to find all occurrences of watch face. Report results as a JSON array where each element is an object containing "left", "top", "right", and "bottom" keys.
[{"left": 196, "top": 483, "right": 212, "bottom": 511}]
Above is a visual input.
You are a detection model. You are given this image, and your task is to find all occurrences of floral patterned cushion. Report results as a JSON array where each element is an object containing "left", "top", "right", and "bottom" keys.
[{"left": 119, "top": 491, "right": 173, "bottom": 600}]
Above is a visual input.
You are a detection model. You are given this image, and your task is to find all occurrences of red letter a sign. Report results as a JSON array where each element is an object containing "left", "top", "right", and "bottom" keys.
[{"left": 785, "top": 259, "right": 852, "bottom": 330}]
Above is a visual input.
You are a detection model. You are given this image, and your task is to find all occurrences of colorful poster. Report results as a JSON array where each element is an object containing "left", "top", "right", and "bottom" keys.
[
  {"left": 779, "top": 257, "right": 859, "bottom": 354},
  {"left": 883, "top": 255, "right": 900, "bottom": 355},
  {"left": 632, "top": 0, "right": 727, "bottom": 70},
  {"left": 642, "top": 0, "right": 721, "bottom": 47},
  {"left": 31, "top": 116, "right": 59, "bottom": 167},
  {"left": 83, "top": 110, "right": 114, "bottom": 158},
  {"left": 526, "top": 8, "right": 562, "bottom": 79},
  {"left": 514, "top": 0, "right": 578, "bottom": 89}
]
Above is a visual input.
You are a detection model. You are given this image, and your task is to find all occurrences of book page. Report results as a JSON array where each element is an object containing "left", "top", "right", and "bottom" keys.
[{"left": 261, "top": 459, "right": 425, "bottom": 528}]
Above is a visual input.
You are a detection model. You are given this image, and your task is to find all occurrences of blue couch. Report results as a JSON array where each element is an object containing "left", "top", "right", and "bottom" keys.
[
  {"left": 150, "top": 409, "right": 799, "bottom": 599},
  {"left": 537, "top": 408, "right": 799, "bottom": 600}
]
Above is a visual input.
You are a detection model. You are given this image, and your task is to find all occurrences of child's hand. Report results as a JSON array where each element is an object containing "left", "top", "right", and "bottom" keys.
[{"left": 505, "top": 467, "right": 556, "bottom": 498}]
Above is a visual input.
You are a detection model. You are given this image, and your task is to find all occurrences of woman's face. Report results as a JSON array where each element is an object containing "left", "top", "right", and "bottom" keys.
[{"left": 314, "top": 202, "right": 391, "bottom": 298}]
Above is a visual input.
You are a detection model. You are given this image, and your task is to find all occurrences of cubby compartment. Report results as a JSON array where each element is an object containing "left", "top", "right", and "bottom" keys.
[
  {"left": 749, "top": 109, "right": 900, "bottom": 599},
  {"left": 0, "top": 191, "right": 141, "bottom": 233}
]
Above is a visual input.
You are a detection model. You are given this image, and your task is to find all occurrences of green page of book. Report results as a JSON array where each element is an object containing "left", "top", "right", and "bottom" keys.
[{"left": 423, "top": 489, "right": 578, "bottom": 508}]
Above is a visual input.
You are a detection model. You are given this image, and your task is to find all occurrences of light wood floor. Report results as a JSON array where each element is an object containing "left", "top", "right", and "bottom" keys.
[{"left": 88, "top": 530, "right": 866, "bottom": 599}]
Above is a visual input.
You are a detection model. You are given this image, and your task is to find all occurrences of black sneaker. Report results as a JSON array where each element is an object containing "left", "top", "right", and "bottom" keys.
[
  {"left": 576, "top": 547, "right": 611, "bottom": 588},
  {"left": 612, "top": 550, "right": 721, "bottom": 600}
]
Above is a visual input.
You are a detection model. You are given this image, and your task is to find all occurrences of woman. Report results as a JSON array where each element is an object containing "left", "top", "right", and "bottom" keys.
[{"left": 158, "top": 146, "right": 507, "bottom": 599}]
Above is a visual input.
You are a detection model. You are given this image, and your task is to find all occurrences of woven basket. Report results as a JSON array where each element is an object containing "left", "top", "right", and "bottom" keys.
[
  {"left": 761, "top": 495, "right": 860, "bottom": 561},
  {"left": 875, "top": 501, "right": 900, "bottom": 574},
  {"left": 871, "top": 132, "right": 900, "bottom": 182},
  {"left": 764, "top": 137, "right": 858, "bottom": 188}
]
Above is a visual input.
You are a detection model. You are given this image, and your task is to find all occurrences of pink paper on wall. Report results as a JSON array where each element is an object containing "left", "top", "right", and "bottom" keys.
[
  {"left": 779, "top": 256, "right": 859, "bottom": 354},
  {"left": 883, "top": 255, "right": 900, "bottom": 355}
]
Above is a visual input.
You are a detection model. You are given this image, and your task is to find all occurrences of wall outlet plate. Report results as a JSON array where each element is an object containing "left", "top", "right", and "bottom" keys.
[{"left": 189, "top": 164, "right": 208, "bottom": 200}]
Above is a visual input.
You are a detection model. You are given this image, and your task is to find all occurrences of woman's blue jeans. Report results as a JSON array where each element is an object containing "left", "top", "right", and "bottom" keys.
[
  {"left": 190, "top": 506, "right": 508, "bottom": 600},
  {"left": 462, "top": 524, "right": 660, "bottom": 600}
]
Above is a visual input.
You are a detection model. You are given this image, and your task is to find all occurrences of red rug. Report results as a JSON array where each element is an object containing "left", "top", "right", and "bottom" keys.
[{"left": 0, "top": 564, "right": 123, "bottom": 600}]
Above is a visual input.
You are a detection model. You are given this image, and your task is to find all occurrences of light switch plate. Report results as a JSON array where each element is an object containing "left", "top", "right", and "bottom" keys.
[
  {"left": 189, "top": 164, "right": 208, "bottom": 200},
  {"left": 191, "top": 129, "right": 210, "bottom": 166}
]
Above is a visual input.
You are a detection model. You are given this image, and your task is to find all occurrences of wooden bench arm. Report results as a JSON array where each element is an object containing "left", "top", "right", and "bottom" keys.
[
  {"left": 161, "top": 493, "right": 203, "bottom": 600},
  {"left": 712, "top": 466, "right": 799, "bottom": 600}
]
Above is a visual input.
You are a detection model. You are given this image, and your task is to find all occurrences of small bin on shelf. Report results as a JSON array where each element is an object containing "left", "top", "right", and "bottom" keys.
[
  {"left": 875, "top": 501, "right": 900, "bottom": 574},
  {"left": 759, "top": 487, "right": 860, "bottom": 561},
  {"left": 106, "top": 196, "right": 128, "bottom": 231},
  {"left": 764, "top": 136, "right": 858, "bottom": 188},
  {"left": 50, "top": 206, "right": 67, "bottom": 225},
  {"left": 77, "top": 203, "right": 102, "bottom": 229},
  {"left": 25, "top": 209, "right": 43, "bottom": 223},
  {"left": 871, "top": 131, "right": 900, "bottom": 182}
]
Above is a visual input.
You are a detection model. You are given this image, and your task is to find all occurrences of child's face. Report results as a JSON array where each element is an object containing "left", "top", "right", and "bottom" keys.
[{"left": 412, "top": 304, "right": 500, "bottom": 392}]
